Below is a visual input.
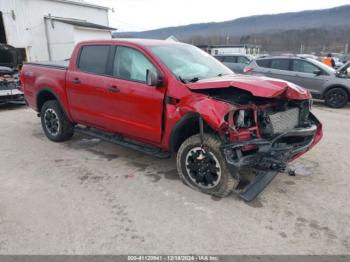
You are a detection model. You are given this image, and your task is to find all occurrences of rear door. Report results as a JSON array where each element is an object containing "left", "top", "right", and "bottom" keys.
[
  {"left": 267, "top": 59, "right": 296, "bottom": 82},
  {"left": 102, "top": 45, "right": 166, "bottom": 143},
  {"left": 66, "top": 45, "right": 112, "bottom": 129},
  {"left": 250, "top": 59, "right": 271, "bottom": 76},
  {"left": 291, "top": 59, "right": 329, "bottom": 95}
]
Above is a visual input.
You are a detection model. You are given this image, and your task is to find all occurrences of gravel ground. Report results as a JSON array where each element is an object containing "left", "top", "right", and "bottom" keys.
[{"left": 0, "top": 102, "right": 349, "bottom": 255}]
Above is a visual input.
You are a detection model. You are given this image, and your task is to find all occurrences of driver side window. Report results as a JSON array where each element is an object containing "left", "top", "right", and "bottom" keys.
[{"left": 113, "top": 46, "right": 157, "bottom": 83}]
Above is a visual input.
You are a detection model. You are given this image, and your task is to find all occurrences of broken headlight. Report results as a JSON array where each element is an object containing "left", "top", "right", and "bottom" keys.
[{"left": 233, "top": 109, "right": 254, "bottom": 129}]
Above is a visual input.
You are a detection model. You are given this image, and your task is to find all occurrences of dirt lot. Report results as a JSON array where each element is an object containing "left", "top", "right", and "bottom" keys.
[{"left": 0, "top": 102, "right": 349, "bottom": 255}]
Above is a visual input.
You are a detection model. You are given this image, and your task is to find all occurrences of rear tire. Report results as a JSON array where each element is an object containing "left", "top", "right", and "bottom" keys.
[
  {"left": 40, "top": 100, "right": 74, "bottom": 142},
  {"left": 177, "top": 134, "right": 238, "bottom": 198},
  {"left": 324, "top": 87, "right": 349, "bottom": 108}
]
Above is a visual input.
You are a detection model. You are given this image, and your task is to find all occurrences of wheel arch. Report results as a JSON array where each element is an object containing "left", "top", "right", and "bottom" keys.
[
  {"left": 36, "top": 88, "right": 71, "bottom": 120},
  {"left": 322, "top": 84, "right": 350, "bottom": 101},
  {"left": 169, "top": 112, "right": 215, "bottom": 153}
]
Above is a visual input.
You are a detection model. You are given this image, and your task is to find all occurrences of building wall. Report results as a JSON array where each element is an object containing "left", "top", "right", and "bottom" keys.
[
  {"left": 0, "top": 0, "right": 109, "bottom": 61},
  {"left": 46, "top": 20, "right": 75, "bottom": 60},
  {"left": 46, "top": 21, "right": 112, "bottom": 61},
  {"left": 73, "top": 27, "right": 111, "bottom": 43}
]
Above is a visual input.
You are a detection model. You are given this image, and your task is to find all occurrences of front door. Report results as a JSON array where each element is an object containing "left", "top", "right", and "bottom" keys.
[{"left": 102, "top": 45, "right": 166, "bottom": 144}]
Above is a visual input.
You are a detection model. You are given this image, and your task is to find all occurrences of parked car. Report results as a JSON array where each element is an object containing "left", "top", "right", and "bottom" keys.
[
  {"left": 336, "top": 60, "right": 350, "bottom": 79},
  {"left": 214, "top": 54, "right": 252, "bottom": 73},
  {"left": 340, "top": 54, "right": 350, "bottom": 64},
  {"left": 0, "top": 44, "right": 24, "bottom": 105},
  {"left": 333, "top": 57, "right": 344, "bottom": 70},
  {"left": 21, "top": 40, "right": 322, "bottom": 201},
  {"left": 244, "top": 56, "right": 350, "bottom": 108}
]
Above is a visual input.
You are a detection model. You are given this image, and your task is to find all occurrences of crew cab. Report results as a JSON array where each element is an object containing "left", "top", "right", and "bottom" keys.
[{"left": 21, "top": 39, "right": 323, "bottom": 201}]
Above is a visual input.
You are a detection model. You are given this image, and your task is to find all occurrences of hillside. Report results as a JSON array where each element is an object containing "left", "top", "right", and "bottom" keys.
[{"left": 114, "top": 5, "right": 350, "bottom": 40}]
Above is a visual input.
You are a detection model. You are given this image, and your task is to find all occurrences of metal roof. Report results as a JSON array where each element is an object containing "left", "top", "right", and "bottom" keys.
[
  {"left": 48, "top": 0, "right": 110, "bottom": 10},
  {"left": 46, "top": 16, "right": 116, "bottom": 31}
]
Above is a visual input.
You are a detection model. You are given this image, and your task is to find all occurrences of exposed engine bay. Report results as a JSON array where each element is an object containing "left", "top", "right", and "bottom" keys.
[
  {"left": 0, "top": 44, "right": 24, "bottom": 105},
  {"left": 193, "top": 87, "right": 320, "bottom": 195}
]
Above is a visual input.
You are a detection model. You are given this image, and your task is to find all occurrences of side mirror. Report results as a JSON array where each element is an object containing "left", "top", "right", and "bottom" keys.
[
  {"left": 313, "top": 69, "right": 322, "bottom": 76},
  {"left": 146, "top": 70, "right": 163, "bottom": 87}
]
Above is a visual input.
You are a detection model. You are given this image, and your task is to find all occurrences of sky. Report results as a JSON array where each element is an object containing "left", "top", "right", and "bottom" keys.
[{"left": 88, "top": 0, "right": 350, "bottom": 32}]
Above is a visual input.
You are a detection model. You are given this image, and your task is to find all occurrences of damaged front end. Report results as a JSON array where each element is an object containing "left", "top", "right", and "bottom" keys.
[{"left": 193, "top": 87, "right": 322, "bottom": 201}]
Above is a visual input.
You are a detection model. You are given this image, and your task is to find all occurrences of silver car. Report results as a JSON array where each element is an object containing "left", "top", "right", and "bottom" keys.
[
  {"left": 214, "top": 54, "right": 252, "bottom": 73},
  {"left": 245, "top": 56, "right": 350, "bottom": 108}
]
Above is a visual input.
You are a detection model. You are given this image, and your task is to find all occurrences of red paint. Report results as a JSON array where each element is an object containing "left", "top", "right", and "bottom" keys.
[{"left": 21, "top": 39, "right": 322, "bottom": 157}]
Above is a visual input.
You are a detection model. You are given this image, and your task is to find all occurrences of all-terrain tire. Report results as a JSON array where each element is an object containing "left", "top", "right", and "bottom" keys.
[
  {"left": 177, "top": 134, "right": 238, "bottom": 198},
  {"left": 324, "top": 87, "right": 349, "bottom": 108},
  {"left": 40, "top": 100, "right": 74, "bottom": 142}
]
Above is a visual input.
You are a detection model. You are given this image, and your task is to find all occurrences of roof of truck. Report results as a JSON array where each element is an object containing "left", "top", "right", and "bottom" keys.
[{"left": 79, "top": 38, "right": 186, "bottom": 47}]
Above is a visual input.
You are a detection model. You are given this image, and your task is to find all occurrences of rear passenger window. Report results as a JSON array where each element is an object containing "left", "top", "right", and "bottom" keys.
[
  {"left": 78, "top": 45, "right": 110, "bottom": 74},
  {"left": 270, "top": 59, "right": 290, "bottom": 71},
  {"left": 215, "top": 56, "right": 225, "bottom": 62},
  {"left": 237, "top": 56, "right": 249, "bottom": 64},
  {"left": 256, "top": 59, "right": 271, "bottom": 68},
  {"left": 223, "top": 56, "right": 237, "bottom": 63}
]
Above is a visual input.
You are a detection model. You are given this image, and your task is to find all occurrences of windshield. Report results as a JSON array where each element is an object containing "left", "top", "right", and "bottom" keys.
[
  {"left": 150, "top": 44, "right": 233, "bottom": 82},
  {"left": 308, "top": 58, "right": 336, "bottom": 74}
]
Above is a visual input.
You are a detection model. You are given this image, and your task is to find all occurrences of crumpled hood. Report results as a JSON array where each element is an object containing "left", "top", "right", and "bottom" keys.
[{"left": 186, "top": 75, "right": 311, "bottom": 100}]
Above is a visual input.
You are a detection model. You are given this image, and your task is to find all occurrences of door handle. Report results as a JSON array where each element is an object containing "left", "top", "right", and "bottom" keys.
[
  {"left": 108, "top": 86, "right": 120, "bottom": 93},
  {"left": 72, "top": 78, "right": 81, "bottom": 84}
]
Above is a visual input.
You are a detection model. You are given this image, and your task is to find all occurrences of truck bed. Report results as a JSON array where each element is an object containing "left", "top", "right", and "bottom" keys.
[
  {"left": 25, "top": 60, "right": 69, "bottom": 70},
  {"left": 22, "top": 61, "right": 69, "bottom": 111}
]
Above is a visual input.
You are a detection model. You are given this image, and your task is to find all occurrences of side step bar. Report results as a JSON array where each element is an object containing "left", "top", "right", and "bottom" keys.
[
  {"left": 74, "top": 126, "right": 171, "bottom": 159},
  {"left": 239, "top": 171, "right": 278, "bottom": 202}
]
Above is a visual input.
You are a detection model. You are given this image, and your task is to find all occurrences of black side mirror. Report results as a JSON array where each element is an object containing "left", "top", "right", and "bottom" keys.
[
  {"left": 313, "top": 69, "right": 322, "bottom": 76},
  {"left": 146, "top": 70, "right": 163, "bottom": 87}
]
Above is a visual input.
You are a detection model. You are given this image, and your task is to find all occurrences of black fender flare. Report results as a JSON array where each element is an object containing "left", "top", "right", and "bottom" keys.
[
  {"left": 36, "top": 88, "right": 70, "bottom": 118},
  {"left": 169, "top": 112, "right": 200, "bottom": 153}
]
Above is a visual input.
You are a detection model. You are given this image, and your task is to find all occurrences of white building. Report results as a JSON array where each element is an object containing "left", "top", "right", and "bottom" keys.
[{"left": 0, "top": 0, "right": 114, "bottom": 62}]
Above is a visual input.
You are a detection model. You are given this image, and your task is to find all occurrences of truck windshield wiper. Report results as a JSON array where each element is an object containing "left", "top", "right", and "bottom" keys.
[
  {"left": 217, "top": 73, "right": 231, "bottom": 77},
  {"left": 178, "top": 76, "right": 200, "bottom": 83}
]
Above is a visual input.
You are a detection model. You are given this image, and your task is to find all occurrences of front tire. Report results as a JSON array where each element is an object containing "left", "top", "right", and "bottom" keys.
[
  {"left": 177, "top": 134, "right": 238, "bottom": 197},
  {"left": 40, "top": 100, "right": 74, "bottom": 142},
  {"left": 324, "top": 87, "right": 349, "bottom": 108}
]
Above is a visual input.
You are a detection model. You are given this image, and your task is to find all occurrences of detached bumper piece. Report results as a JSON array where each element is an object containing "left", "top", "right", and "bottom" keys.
[{"left": 221, "top": 125, "right": 318, "bottom": 201}]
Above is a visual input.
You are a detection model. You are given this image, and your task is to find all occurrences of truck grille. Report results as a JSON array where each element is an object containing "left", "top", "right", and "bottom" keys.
[{"left": 267, "top": 108, "right": 300, "bottom": 134}]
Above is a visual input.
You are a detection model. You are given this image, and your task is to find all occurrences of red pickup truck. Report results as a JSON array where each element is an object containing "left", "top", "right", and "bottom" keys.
[{"left": 21, "top": 39, "right": 322, "bottom": 201}]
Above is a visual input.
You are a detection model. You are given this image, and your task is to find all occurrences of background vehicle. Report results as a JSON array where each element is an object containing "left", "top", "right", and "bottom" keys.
[
  {"left": 0, "top": 44, "right": 24, "bottom": 105},
  {"left": 21, "top": 40, "right": 322, "bottom": 201},
  {"left": 214, "top": 54, "right": 252, "bottom": 73},
  {"left": 337, "top": 60, "right": 350, "bottom": 79},
  {"left": 244, "top": 56, "right": 350, "bottom": 108}
]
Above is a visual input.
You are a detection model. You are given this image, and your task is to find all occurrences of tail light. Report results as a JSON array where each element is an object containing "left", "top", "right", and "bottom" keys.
[{"left": 243, "top": 66, "right": 254, "bottom": 74}]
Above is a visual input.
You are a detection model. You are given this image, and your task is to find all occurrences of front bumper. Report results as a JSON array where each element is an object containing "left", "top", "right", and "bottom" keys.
[
  {"left": 0, "top": 89, "right": 25, "bottom": 105},
  {"left": 222, "top": 124, "right": 318, "bottom": 177}
]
